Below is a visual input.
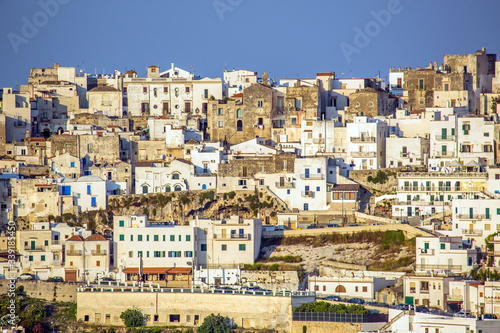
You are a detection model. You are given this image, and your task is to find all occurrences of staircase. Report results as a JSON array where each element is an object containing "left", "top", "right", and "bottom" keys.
[{"left": 378, "top": 310, "right": 406, "bottom": 332}]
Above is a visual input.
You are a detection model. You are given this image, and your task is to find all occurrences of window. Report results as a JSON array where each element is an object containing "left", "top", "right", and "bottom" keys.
[
  {"left": 27, "top": 255, "right": 33, "bottom": 262},
  {"left": 236, "top": 109, "right": 242, "bottom": 118},
  {"left": 291, "top": 117, "right": 297, "bottom": 125},
  {"left": 119, "top": 220, "right": 124, "bottom": 227},
  {"left": 154, "top": 235, "right": 159, "bottom": 241},
  {"left": 295, "top": 98, "right": 302, "bottom": 110},
  {"left": 143, "top": 87, "right": 147, "bottom": 93},
  {"left": 440, "top": 243, "right": 445, "bottom": 250},
  {"left": 45, "top": 240, "right": 49, "bottom": 246},
  {"left": 96, "top": 260, "right": 100, "bottom": 267},
  {"left": 239, "top": 244, "right": 246, "bottom": 251},
  {"left": 168, "top": 251, "right": 181, "bottom": 257},
  {"left": 129, "top": 251, "right": 133, "bottom": 258},
  {"left": 91, "top": 197, "right": 97, "bottom": 207},
  {"left": 87, "top": 185, "right": 91, "bottom": 195},
  {"left": 201, "top": 244, "right": 207, "bottom": 251},
  {"left": 119, "top": 234, "right": 124, "bottom": 241},
  {"left": 41, "top": 255, "right": 45, "bottom": 261},
  {"left": 257, "top": 100, "right": 263, "bottom": 108},
  {"left": 204, "top": 89, "right": 209, "bottom": 98},
  {"left": 218, "top": 121, "right": 223, "bottom": 128},
  {"left": 185, "top": 251, "right": 193, "bottom": 257},
  {"left": 362, "top": 286, "right": 368, "bottom": 292},
  {"left": 186, "top": 235, "right": 191, "bottom": 241},
  {"left": 170, "top": 235, "right": 175, "bottom": 241},
  {"left": 147, "top": 235, "right": 150, "bottom": 241},
  {"left": 184, "top": 102, "right": 191, "bottom": 113},
  {"left": 70, "top": 161, "right": 75, "bottom": 168},
  {"left": 335, "top": 285, "right": 346, "bottom": 293},
  {"left": 185, "top": 86, "right": 190, "bottom": 93},
  {"left": 138, "top": 235, "right": 143, "bottom": 241},
  {"left": 221, "top": 244, "right": 228, "bottom": 251},
  {"left": 355, "top": 286, "right": 358, "bottom": 292},
  {"left": 218, "top": 108, "right": 223, "bottom": 115},
  {"left": 303, "top": 203, "right": 309, "bottom": 211},
  {"left": 419, "top": 79, "right": 424, "bottom": 90},
  {"left": 130, "top": 235, "right": 133, "bottom": 241}
]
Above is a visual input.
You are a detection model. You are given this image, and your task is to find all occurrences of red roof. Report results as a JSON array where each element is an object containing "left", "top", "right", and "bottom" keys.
[
  {"left": 85, "top": 234, "right": 106, "bottom": 241},
  {"left": 67, "top": 235, "right": 84, "bottom": 241},
  {"left": 232, "top": 93, "right": 243, "bottom": 98}
]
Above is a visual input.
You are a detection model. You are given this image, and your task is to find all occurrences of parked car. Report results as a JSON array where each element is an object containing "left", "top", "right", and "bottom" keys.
[
  {"left": 371, "top": 223, "right": 382, "bottom": 226},
  {"left": 324, "top": 296, "right": 341, "bottom": 301},
  {"left": 348, "top": 298, "right": 365, "bottom": 304},
  {"left": 48, "top": 276, "right": 64, "bottom": 282},
  {"left": 415, "top": 306, "right": 429, "bottom": 313},
  {"left": 483, "top": 314, "right": 497, "bottom": 319},
  {"left": 306, "top": 225, "right": 318, "bottom": 229},
  {"left": 365, "top": 301, "right": 378, "bottom": 306},
  {"left": 326, "top": 224, "right": 340, "bottom": 228},
  {"left": 454, "top": 311, "right": 474, "bottom": 318},
  {"left": 347, "top": 224, "right": 360, "bottom": 227},
  {"left": 18, "top": 273, "right": 35, "bottom": 281}
]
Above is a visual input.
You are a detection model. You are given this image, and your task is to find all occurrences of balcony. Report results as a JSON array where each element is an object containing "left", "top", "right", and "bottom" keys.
[
  {"left": 91, "top": 250, "right": 108, "bottom": 255},
  {"left": 66, "top": 250, "right": 82, "bottom": 256},
  {"left": 400, "top": 152, "right": 410, "bottom": 158},
  {"left": 41, "top": 117, "right": 50, "bottom": 122},
  {"left": 457, "top": 214, "right": 490, "bottom": 220},
  {"left": 275, "top": 181, "right": 295, "bottom": 189},
  {"left": 24, "top": 246, "right": 45, "bottom": 252},
  {"left": 416, "top": 264, "right": 462, "bottom": 271},
  {"left": 397, "top": 185, "right": 461, "bottom": 192},
  {"left": 313, "top": 138, "right": 325, "bottom": 144},
  {"left": 461, "top": 229, "right": 483, "bottom": 236},
  {"left": 434, "top": 135, "right": 455, "bottom": 142},
  {"left": 435, "top": 151, "right": 455, "bottom": 157},
  {"left": 397, "top": 172, "right": 486, "bottom": 179},
  {"left": 300, "top": 174, "right": 324, "bottom": 180},
  {"left": 213, "top": 234, "right": 251, "bottom": 240},
  {"left": 351, "top": 151, "right": 376, "bottom": 158},
  {"left": 419, "top": 249, "right": 435, "bottom": 255},
  {"left": 301, "top": 191, "right": 315, "bottom": 198},
  {"left": 395, "top": 200, "right": 451, "bottom": 207},
  {"left": 350, "top": 136, "right": 376, "bottom": 143},
  {"left": 50, "top": 260, "right": 62, "bottom": 265},
  {"left": 14, "top": 122, "right": 27, "bottom": 127}
]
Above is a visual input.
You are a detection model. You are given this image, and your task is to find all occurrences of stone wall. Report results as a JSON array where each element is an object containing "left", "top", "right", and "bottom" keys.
[
  {"left": 0, "top": 280, "right": 78, "bottom": 302},
  {"left": 349, "top": 169, "right": 398, "bottom": 193},
  {"left": 290, "top": 321, "right": 362, "bottom": 333},
  {"left": 242, "top": 270, "right": 299, "bottom": 291},
  {"left": 77, "top": 290, "right": 315, "bottom": 331}
]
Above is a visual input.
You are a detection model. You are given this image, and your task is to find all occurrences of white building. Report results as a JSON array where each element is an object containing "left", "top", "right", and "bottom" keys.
[
  {"left": 223, "top": 69, "right": 257, "bottom": 96},
  {"left": 309, "top": 275, "right": 395, "bottom": 301},
  {"left": 300, "top": 119, "right": 346, "bottom": 157},
  {"left": 346, "top": 116, "right": 387, "bottom": 170},
  {"left": 416, "top": 236, "right": 479, "bottom": 274},
  {"left": 403, "top": 274, "right": 455, "bottom": 310},
  {"left": 393, "top": 171, "right": 487, "bottom": 220},
  {"left": 59, "top": 176, "right": 107, "bottom": 212},
  {"left": 187, "top": 141, "right": 223, "bottom": 175},
  {"left": 64, "top": 234, "right": 111, "bottom": 282},
  {"left": 385, "top": 137, "right": 429, "bottom": 168},
  {"left": 429, "top": 115, "right": 495, "bottom": 169}
]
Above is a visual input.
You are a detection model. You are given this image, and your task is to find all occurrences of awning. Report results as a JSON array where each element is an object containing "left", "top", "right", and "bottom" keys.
[{"left": 166, "top": 267, "right": 192, "bottom": 275}]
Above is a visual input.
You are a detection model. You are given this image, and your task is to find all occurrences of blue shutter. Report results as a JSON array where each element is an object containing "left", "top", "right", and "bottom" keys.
[{"left": 91, "top": 197, "right": 97, "bottom": 207}]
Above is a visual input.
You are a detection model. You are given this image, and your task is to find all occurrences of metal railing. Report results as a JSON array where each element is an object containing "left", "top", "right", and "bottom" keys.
[
  {"left": 457, "top": 214, "right": 490, "bottom": 220},
  {"left": 397, "top": 186, "right": 462, "bottom": 192},
  {"left": 434, "top": 151, "right": 455, "bottom": 157},
  {"left": 213, "top": 234, "right": 251, "bottom": 240},
  {"left": 419, "top": 249, "right": 435, "bottom": 255},
  {"left": 91, "top": 250, "right": 108, "bottom": 255},
  {"left": 398, "top": 172, "right": 486, "bottom": 178},
  {"left": 434, "top": 135, "right": 455, "bottom": 142},
  {"left": 312, "top": 138, "right": 325, "bottom": 144},
  {"left": 416, "top": 264, "right": 462, "bottom": 271},
  {"left": 24, "top": 246, "right": 44, "bottom": 251},
  {"left": 351, "top": 151, "right": 376, "bottom": 157},
  {"left": 300, "top": 173, "right": 324, "bottom": 180},
  {"left": 350, "top": 137, "right": 376, "bottom": 143},
  {"left": 394, "top": 200, "right": 451, "bottom": 206},
  {"left": 461, "top": 229, "right": 483, "bottom": 236},
  {"left": 66, "top": 250, "right": 83, "bottom": 256},
  {"left": 292, "top": 312, "right": 388, "bottom": 323},
  {"left": 275, "top": 181, "right": 295, "bottom": 189}
]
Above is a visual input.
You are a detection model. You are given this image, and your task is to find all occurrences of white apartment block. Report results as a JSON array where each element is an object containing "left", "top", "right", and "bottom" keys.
[
  {"left": 429, "top": 115, "right": 495, "bottom": 169},
  {"left": 59, "top": 175, "right": 107, "bottom": 212},
  {"left": 393, "top": 171, "right": 487, "bottom": 220},
  {"left": 309, "top": 275, "right": 395, "bottom": 301},
  {"left": 451, "top": 198, "right": 500, "bottom": 250},
  {"left": 346, "top": 116, "right": 387, "bottom": 170},
  {"left": 186, "top": 142, "right": 222, "bottom": 175},
  {"left": 385, "top": 137, "right": 429, "bottom": 168},
  {"left": 300, "top": 119, "right": 346, "bottom": 157},
  {"left": 64, "top": 234, "right": 110, "bottom": 282},
  {"left": 416, "top": 236, "right": 479, "bottom": 274},
  {"left": 223, "top": 69, "right": 257, "bottom": 96}
]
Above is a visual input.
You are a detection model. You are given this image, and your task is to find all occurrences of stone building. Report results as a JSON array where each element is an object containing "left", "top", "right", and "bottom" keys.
[
  {"left": 404, "top": 68, "right": 473, "bottom": 112},
  {"left": 87, "top": 85, "right": 123, "bottom": 117},
  {"left": 345, "top": 88, "right": 397, "bottom": 121}
]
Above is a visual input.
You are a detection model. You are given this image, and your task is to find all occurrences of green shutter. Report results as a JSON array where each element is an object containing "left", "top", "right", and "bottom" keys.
[{"left": 119, "top": 234, "right": 124, "bottom": 241}]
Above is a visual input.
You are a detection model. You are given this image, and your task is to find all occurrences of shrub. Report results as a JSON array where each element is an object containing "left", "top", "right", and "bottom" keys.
[
  {"left": 120, "top": 307, "right": 144, "bottom": 327},
  {"left": 198, "top": 313, "right": 232, "bottom": 333}
]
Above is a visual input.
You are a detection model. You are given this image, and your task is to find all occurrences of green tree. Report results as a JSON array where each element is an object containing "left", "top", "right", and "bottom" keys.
[
  {"left": 198, "top": 313, "right": 232, "bottom": 333},
  {"left": 120, "top": 307, "right": 144, "bottom": 327}
]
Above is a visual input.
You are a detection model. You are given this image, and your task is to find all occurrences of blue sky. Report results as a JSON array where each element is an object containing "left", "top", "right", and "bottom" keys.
[{"left": 1, "top": 0, "right": 499, "bottom": 88}]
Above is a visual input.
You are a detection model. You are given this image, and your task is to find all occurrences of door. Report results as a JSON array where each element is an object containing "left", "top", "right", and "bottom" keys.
[
  {"left": 242, "top": 167, "right": 247, "bottom": 177},
  {"left": 65, "top": 270, "right": 77, "bottom": 282},
  {"left": 279, "top": 177, "right": 285, "bottom": 187},
  {"left": 221, "top": 229, "right": 227, "bottom": 239},
  {"left": 305, "top": 169, "right": 310, "bottom": 179},
  {"left": 31, "top": 241, "right": 36, "bottom": 250},
  {"left": 202, "top": 184, "right": 207, "bottom": 190},
  {"left": 469, "top": 208, "right": 473, "bottom": 219},
  {"left": 441, "top": 128, "right": 447, "bottom": 140}
]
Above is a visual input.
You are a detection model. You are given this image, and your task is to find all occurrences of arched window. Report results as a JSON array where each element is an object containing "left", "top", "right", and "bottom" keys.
[
  {"left": 335, "top": 285, "right": 346, "bottom": 293},
  {"left": 165, "top": 185, "right": 171, "bottom": 192},
  {"left": 236, "top": 108, "right": 242, "bottom": 118},
  {"left": 237, "top": 120, "right": 243, "bottom": 132},
  {"left": 172, "top": 173, "right": 180, "bottom": 180},
  {"left": 174, "top": 185, "right": 182, "bottom": 192}
]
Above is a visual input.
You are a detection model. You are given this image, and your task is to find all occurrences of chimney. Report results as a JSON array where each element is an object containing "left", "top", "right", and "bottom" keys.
[{"left": 262, "top": 72, "right": 268, "bottom": 85}]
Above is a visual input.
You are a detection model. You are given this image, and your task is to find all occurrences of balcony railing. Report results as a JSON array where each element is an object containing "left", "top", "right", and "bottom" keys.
[
  {"left": 461, "top": 229, "right": 483, "bottom": 236},
  {"left": 351, "top": 151, "right": 376, "bottom": 158},
  {"left": 350, "top": 137, "right": 376, "bottom": 143},
  {"left": 275, "top": 181, "right": 295, "bottom": 189},
  {"left": 91, "top": 250, "right": 108, "bottom": 255},
  {"left": 313, "top": 138, "right": 325, "bottom": 144},
  {"left": 14, "top": 122, "right": 27, "bottom": 127},
  {"left": 419, "top": 249, "right": 435, "bottom": 255},
  {"left": 395, "top": 200, "right": 451, "bottom": 207},
  {"left": 41, "top": 117, "right": 50, "bottom": 122},
  {"left": 397, "top": 186, "right": 461, "bottom": 192},
  {"left": 213, "top": 234, "right": 251, "bottom": 240},
  {"left": 435, "top": 151, "right": 455, "bottom": 157},
  {"left": 52, "top": 239, "right": 61, "bottom": 245},
  {"left": 301, "top": 191, "right": 315, "bottom": 198},
  {"left": 51, "top": 260, "right": 61, "bottom": 265},
  {"left": 66, "top": 250, "right": 82, "bottom": 256},
  {"left": 397, "top": 172, "right": 486, "bottom": 179},
  {"left": 457, "top": 214, "right": 490, "bottom": 220},
  {"left": 300, "top": 174, "right": 324, "bottom": 180},
  {"left": 24, "top": 246, "right": 44, "bottom": 252},
  {"left": 434, "top": 135, "right": 455, "bottom": 142},
  {"left": 416, "top": 264, "right": 462, "bottom": 271}
]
